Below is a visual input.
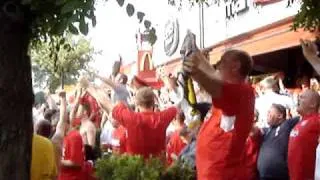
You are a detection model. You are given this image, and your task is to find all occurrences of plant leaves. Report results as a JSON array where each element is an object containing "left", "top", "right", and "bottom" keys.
[
  {"left": 21, "top": 0, "right": 32, "bottom": 5},
  {"left": 59, "top": 38, "right": 66, "bottom": 45},
  {"left": 56, "top": 0, "right": 66, "bottom": 6},
  {"left": 68, "top": 24, "right": 79, "bottom": 35},
  {"left": 79, "top": 16, "right": 89, "bottom": 35},
  {"left": 51, "top": 20, "right": 68, "bottom": 35},
  {"left": 92, "top": 16, "right": 97, "bottom": 27},
  {"left": 61, "top": 0, "right": 80, "bottom": 14},
  {"left": 137, "top": 12, "right": 145, "bottom": 23},
  {"left": 126, "top": 3, "right": 135, "bottom": 17},
  {"left": 144, "top": 20, "right": 151, "bottom": 29},
  {"left": 116, "top": 0, "right": 125, "bottom": 7}
]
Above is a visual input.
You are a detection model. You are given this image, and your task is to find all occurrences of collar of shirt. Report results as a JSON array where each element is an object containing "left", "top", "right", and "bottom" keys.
[{"left": 302, "top": 113, "right": 319, "bottom": 121}]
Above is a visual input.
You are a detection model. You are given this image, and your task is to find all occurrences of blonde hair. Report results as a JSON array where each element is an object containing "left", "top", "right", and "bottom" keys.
[{"left": 135, "top": 87, "right": 155, "bottom": 108}]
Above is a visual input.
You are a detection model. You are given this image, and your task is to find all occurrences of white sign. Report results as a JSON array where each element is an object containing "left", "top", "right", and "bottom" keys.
[{"left": 226, "top": 0, "right": 249, "bottom": 19}]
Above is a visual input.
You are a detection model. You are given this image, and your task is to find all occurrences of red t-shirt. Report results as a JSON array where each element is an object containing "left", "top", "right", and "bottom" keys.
[
  {"left": 59, "top": 130, "right": 85, "bottom": 180},
  {"left": 112, "top": 103, "right": 177, "bottom": 159},
  {"left": 288, "top": 113, "right": 320, "bottom": 180},
  {"left": 83, "top": 161, "right": 95, "bottom": 180},
  {"left": 239, "top": 131, "right": 261, "bottom": 180},
  {"left": 81, "top": 93, "right": 101, "bottom": 128},
  {"left": 166, "top": 131, "right": 187, "bottom": 165},
  {"left": 196, "top": 83, "right": 255, "bottom": 180},
  {"left": 111, "top": 125, "right": 127, "bottom": 154}
]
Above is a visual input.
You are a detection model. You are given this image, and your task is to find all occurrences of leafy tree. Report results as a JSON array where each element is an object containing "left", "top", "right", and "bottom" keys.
[
  {"left": 0, "top": 0, "right": 97, "bottom": 179},
  {"left": 290, "top": 0, "right": 320, "bottom": 31},
  {"left": 31, "top": 36, "right": 94, "bottom": 92},
  {"left": 32, "top": 64, "right": 48, "bottom": 90}
]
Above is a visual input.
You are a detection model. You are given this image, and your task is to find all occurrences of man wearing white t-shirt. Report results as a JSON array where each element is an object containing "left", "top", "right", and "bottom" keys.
[{"left": 255, "top": 76, "right": 294, "bottom": 127}]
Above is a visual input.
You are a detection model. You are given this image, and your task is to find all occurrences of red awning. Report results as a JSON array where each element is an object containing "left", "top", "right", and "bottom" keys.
[
  {"left": 254, "top": 0, "right": 282, "bottom": 4},
  {"left": 133, "top": 70, "right": 164, "bottom": 90}
]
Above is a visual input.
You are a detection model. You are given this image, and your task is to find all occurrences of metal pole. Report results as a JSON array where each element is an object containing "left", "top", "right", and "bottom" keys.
[{"left": 199, "top": 2, "right": 205, "bottom": 49}]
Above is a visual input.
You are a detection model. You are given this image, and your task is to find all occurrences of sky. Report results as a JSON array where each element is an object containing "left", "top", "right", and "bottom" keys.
[{"left": 87, "top": 0, "right": 167, "bottom": 76}]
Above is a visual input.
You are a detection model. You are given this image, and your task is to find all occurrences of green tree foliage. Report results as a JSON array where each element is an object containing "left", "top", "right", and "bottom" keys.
[
  {"left": 31, "top": 35, "right": 94, "bottom": 92},
  {"left": 95, "top": 154, "right": 196, "bottom": 180},
  {"left": 22, "top": 0, "right": 96, "bottom": 40},
  {"left": 290, "top": 0, "right": 320, "bottom": 31}
]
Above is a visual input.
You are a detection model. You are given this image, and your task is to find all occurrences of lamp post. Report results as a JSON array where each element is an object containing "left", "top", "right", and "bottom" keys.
[{"left": 199, "top": 1, "right": 205, "bottom": 49}]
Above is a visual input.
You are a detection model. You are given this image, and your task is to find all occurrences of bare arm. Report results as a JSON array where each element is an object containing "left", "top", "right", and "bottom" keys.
[
  {"left": 183, "top": 51, "right": 223, "bottom": 98},
  {"left": 60, "top": 160, "right": 81, "bottom": 169},
  {"left": 93, "top": 73, "right": 117, "bottom": 89},
  {"left": 87, "top": 86, "right": 113, "bottom": 113},
  {"left": 69, "top": 89, "right": 82, "bottom": 122},
  {"left": 301, "top": 39, "right": 320, "bottom": 76},
  {"left": 52, "top": 91, "right": 67, "bottom": 141},
  {"left": 86, "top": 125, "right": 96, "bottom": 147},
  {"left": 46, "top": 94, "right": 58, "bottom": 110}
]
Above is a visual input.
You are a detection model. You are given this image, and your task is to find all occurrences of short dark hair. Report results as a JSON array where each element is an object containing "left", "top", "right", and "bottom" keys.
[
  {"left": 36, "top": 120, "right": 52, "bottom": 138},
  {"left": 271, "top": 104, "right": 286, "bottom": 119},
  {"left": 176, "top": 111, "right": 185, "bottom": 124},
  {"left": 220, "top": 49, "right": 253, "bottom": 77},
  {"left": 44, "top": 109, "right": 58, "bottom": 122},
  {"left": 179, "top": 126, "right": 191, "bottom": 137},
  {"left": 120, "top": 74, "right": 128, "bottom": 84}
]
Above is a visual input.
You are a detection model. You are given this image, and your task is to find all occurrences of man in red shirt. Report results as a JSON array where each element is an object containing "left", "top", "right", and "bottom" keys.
[
  {"left": 166, "top": 112, "right": 187, "bottom": 165},
  {"left": 110, "top": 117, "right": 127, "bottom": 154},
  {"left": 183, "top": 49, "right": 255, "bottom": 180},
  {"left": 288, "top": 89, "right": 320, "bottom": 180},
  {"left": 59, "top": 126, "right": 85, "bottom": 180},
  {"left": 88, "top": 86, "right": 178, "bottom": 159}
]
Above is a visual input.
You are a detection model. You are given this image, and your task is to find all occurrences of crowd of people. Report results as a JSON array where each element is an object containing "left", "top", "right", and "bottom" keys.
[{"left": 30, "top": 39, "right": 320, "bottom": 180}]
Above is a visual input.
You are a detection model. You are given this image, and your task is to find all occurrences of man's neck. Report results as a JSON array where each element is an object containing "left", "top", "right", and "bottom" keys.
[
  {"left": 226, "top": 76, "right": 245, "bottom": 84},
  {"left": 301, "top": 110, "right": 318, "bottom": 118},
  {"left": 138, "top": 107, "right": 154, "bottom": 112}
]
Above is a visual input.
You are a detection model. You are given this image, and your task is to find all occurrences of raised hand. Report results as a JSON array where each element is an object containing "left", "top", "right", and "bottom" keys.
[
  {"left": 58, "top": 90, "right": 66, "bottom": 99},
  {"left": 182, "top": 51, "right": 205, "bottom": 75},
  {"left": 300, "top": 39, "right": 320, "bottom": 76},
  {"left": 300, "top": 39, "right": 319, "bottom": 60}
]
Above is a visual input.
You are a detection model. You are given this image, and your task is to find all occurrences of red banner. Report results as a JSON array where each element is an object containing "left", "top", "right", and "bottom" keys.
[{"left": 254, "top": 0, "right": 282, "bottom": 4}]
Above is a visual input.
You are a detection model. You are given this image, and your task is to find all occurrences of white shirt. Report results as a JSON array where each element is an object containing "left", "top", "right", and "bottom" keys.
[
  {"left": 100, "top": 121, "right": 115, "bottom": 145},
  {"left": 255, "top": 91, "right": 294, "bottom": 127}
]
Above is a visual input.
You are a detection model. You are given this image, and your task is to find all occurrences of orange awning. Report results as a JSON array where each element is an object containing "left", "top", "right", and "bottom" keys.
[{"left": 206, "top": 16, "right": 318, "bottom": 64}]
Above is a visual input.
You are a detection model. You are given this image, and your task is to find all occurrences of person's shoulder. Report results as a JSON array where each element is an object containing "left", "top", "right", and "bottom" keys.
[
  {"left": 68, "top": 130, "right": 82, "bottom": 138},
  {"left": 34, "top": 134, "right": 52, "bottom": 144},
  {"left": 33, "top": 134, "right": 54, "bottom": 151}
]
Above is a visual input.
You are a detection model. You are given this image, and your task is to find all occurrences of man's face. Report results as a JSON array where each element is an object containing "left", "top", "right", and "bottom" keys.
[
  {"left": 217, "top": 58, "right": 239, "bottom": 82},
  {"left": 180, "top": 135, "right": 191, "bottom": 144},
  {"left": 115, "top": 74, "right": 123, "bottom": 84},
  {"left": 297, "top": 90, "right": 312, "bottom": 115},
  {"left": 267, "top": 106, "right": 284, "bottom": 126},
  {"left": 111, "top": 118, "right": 119, "bottom": 128}
]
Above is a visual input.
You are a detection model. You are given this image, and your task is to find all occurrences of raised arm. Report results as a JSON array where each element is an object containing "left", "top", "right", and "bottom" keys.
[
  {"left": 53, "top": 91, "right": 67, "bottom": 138},
  {"left": 69, "top": 89, "right": 81, "bottom": 123},
  {"left": 183, "top": 51, "right": 223, "bottom": 99},
  {"left": 301, "top": 39, "right": 320, "bottom": 76},
  {"left": 94, "top": 73, "right": 117, "bottom": 89},
  {"left": 87, "top": 86, "right": 113, "bottom": 113}
]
